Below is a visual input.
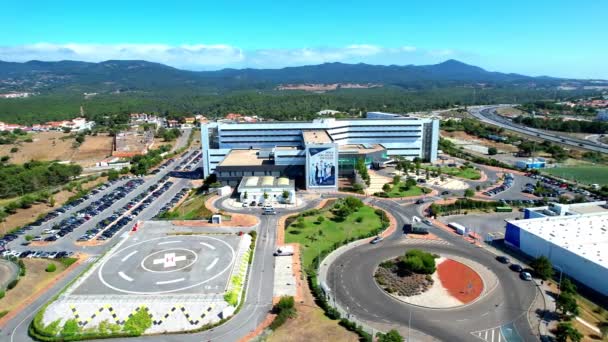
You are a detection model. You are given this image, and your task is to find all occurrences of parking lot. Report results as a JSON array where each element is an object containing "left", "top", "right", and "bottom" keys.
[
  {"left": 438, "top": 211, "right": 522, "bottom": 240},
  {"left": 1, "top": 148, "right": 203, "bottom": 261}
]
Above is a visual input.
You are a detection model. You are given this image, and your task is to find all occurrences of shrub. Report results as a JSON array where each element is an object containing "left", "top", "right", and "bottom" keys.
[
  {"left": 400, "top": 249, "right": 436, "bottom": 274},
  {"left": 61, "top": 318, "right": 81, "bottom": 337},
  {"left": 59, "top": 257, "right": 78, "bottom": 267},
  {"left": 45, "top": 263, "right": 57, "bottom": 272},
  {"left": 317, "top": 216, "right": 325, "bottom": 224},
  {"left": 0, "top": 290, "right": 5, "bottom": 298},
  {"left": 7, "top": 279, "right": 19, "bottom": 289},
  {"left": 123, "top": 307, "right": 152, "bottom": 335}
]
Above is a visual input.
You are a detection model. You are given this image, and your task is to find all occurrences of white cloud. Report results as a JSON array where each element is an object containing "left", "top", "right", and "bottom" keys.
[{"left": 0, "top": 42, "right": 461, "bottom": 70}]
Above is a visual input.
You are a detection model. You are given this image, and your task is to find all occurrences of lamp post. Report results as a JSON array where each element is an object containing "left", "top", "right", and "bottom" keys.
[{"left": 408, "top": 309, "right": 413, "bottom": 341}]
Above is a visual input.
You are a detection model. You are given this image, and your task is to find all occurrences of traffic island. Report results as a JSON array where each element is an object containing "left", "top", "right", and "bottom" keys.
[{"left": 374, "top": 251, "right": 493, "bottom": 309}]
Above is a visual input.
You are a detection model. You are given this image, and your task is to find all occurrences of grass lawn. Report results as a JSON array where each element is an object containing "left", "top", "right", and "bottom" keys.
[
  {"left": 0, "top": 258, "right": 71, "bottom": 313},
  {"left": 544, "top": 166, "right": 608, "bottom": 185},
  {"left": 385, "top": 182, "right": 424, "bottom": 198},
  {"left": 425, "top": 165, "right": 481, "bottom": 180},
  {"left": 162, "top": 191, "right": 214, "bottom": 220},
  {"left": 285, "top": 201, "right": 385, "bottom": 270}
]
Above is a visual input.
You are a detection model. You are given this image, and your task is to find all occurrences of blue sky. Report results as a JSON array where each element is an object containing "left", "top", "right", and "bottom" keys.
[{"left": 1, "top": 0, "right": 607, "bottom": 78}]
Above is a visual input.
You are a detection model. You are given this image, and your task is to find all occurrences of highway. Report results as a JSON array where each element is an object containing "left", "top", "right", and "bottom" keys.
[
  {"left": 470, "top": 105, "right": 608, "bottom": 154},
  {"left": 326, "top": 199, "right": 538, "bottom": 342}
]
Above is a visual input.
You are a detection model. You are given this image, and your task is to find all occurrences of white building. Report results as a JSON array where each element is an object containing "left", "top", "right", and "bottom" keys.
[
  {"left": 237, "top": 176, "right": 295, "bottom": 205},
  {"left": 505, "top": 201, "right": 608, "bottom": 296}
]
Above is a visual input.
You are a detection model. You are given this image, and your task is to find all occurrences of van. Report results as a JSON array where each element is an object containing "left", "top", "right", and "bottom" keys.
[
  {"left": 262, "top": 208, "right": 276, "bottom": 215},
  {"left": 273, "top": 246, "right": 294, "bottom": 256}
]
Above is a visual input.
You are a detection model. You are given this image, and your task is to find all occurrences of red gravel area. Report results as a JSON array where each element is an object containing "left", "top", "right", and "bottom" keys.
[{"left": 437, "top": 259, "right": 483, "bottom": 304}]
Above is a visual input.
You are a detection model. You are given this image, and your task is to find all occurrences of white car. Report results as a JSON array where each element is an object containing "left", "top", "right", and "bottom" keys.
[{"left": 242, "top": 202, "right": 249, "bottom": 207}]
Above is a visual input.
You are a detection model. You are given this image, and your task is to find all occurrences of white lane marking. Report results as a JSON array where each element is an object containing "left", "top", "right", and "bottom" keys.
[
  {"left": 491, "top": 328, "right": 495, "bottom": 342},
  {"left": 121, "top": 250, "right": 137, "bottom": 262},
  {"left": 158, "top": 240, "right": 181, "bottom": 245},
  {"left": 118, "top": 272, "right": 133, "bottom": 282},
  {"left": 206, "top": 257, "right": 219, "bottom": 271},
  {"left": 156, "top": 278, "right": 185, "bottom": 285},
  {"left": 481, "top": 311, "right": 489, "bottom": 317},
  {"left": 200, "top": 242, "right": 216, "bottom": 250},
  {"left": 484, "top": 330, "right": 488, "bottom": 340},
  {"left": 497, "top": 330, "right": 501, "bottom": 342}
]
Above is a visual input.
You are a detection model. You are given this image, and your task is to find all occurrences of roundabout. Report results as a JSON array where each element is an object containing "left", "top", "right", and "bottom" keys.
[{"left": 326, "top": 238, "right": 538, "bottom": 341}]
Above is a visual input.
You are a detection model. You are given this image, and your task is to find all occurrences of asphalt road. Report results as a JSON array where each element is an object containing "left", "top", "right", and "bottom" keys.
[
  {"left": 470, "top": 105, "right": 608, "bottom": 154},
  {"left": 326, "top": 199, "right": 538, "bottom": 342}
]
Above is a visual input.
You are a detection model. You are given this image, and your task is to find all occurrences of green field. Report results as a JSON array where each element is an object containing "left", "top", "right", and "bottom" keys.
[
  {"left": 285, "top": 199, "right": 386, "bottom": 269},
  {"left": 544, "top": 166, "right": 608, "bottom": 186},
  {"left": 427, "top": 165, "right": 481, "bottom": 180},
  {"left": 386, "top": 183, "right": 425, "bottom": 198}
]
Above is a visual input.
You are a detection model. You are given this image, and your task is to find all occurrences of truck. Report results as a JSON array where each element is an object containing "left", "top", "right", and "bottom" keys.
[{"left": 273, "top": 245, "right": 294, "bottom": 256}]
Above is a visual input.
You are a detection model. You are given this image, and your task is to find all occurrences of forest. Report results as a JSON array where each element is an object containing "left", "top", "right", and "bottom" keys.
[
  {"left": 0, "top": 161, "right": 82, "bottom": 199},
  {"left": 513, "top": 115, "right": 608, "bottom": 134}
]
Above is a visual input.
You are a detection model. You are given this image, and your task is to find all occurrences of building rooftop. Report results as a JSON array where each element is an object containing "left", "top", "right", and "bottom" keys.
[
  {"left": 508, "top": 208, "right": 608, "bottom": 269},
  {"left": 302, "top": 130, "right": 332, "bottom": 144},
  {"left": 218, "top": 149, "right": 268, "bottom": 166},
  {"left": 237, "top": 176, "right": 295, "bottom": 190},
  {"left": 338, "top": 143, "right": 385, "bottom": 153}
]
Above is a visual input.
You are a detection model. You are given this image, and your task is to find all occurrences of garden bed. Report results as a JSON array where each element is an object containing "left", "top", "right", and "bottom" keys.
[{"left": 374, "top": 258, "right": 433, "bottom": 297}]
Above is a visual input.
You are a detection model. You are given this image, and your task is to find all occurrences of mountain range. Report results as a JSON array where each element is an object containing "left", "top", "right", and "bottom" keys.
[{"left": 0, "top": 59, "right": 586, "bottom": 94}]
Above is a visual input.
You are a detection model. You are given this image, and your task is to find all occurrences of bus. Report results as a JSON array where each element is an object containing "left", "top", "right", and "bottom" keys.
[
  {"left": 448, "top": 222, "right": 467, "bottom": 235},
  {"left": 495, "top": 206, "right": 513, "bottom": 212}
]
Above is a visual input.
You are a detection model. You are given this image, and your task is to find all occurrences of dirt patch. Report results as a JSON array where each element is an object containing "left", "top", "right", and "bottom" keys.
[
  {"left": 441, "top": 130, "right": 519, "bottom": 153},
  {"left": 72, "top": 134, "right": 113, "bottom": 167},
  {"left": 0, "top": 257, "right": 82, "bottom": 327},
  {"left": 436, "top": 259, "right": 483, "bottom": 304},
  {"left": 267, "top": 273, "right": 358, "bottom": 342},
  {"left": 0, "top": 132, "right": 77, "bottom": 163},
  {"left": 172, "top": 213, "right": 259, "bottom": 227}
]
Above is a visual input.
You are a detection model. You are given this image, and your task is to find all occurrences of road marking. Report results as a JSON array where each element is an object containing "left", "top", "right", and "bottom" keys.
[
  {"left": 206, "top": 257, "right": 219, "bottom": 271},
  {"left": 121, "top": 250, "right": 138, "bottom": 262},
  {"left": 158, "top": 240, "right": 181, "bottom": 245},
  {"left": 156, "top": 278, "right": 185, "bottom": 285},
  {"left": 200, "top": 242, "right": 216, "bottom": 250},
  {"left": 491, "top": 329, "right": 494, "bottom": 342},
  {"left": 481, "top": 311, "right": 489, "bottom": 316},
  {"left": 118, "top": 272, "right": 133, "bottom": 282}
]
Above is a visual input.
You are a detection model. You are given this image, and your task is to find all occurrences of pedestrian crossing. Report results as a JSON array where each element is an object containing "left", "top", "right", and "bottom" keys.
[
  {"left": 471, "top": 327, "right": 503, "bottom": 342},
  {"left": 402, "top": 238, "right": 451, "bottom": 246},
  {"left": 83, "top": 256, "right": 99, "bottom": 264}
]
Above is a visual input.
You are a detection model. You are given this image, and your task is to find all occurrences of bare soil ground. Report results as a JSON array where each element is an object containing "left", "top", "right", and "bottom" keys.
[
  {"left": 496, "top": 107, "right": 525, "bottom": 117},
  {"left": 0, "top": 259, "right": 69, "bottom": 312},
  {"left": 72, "top": 134, "right": 113, "bottom": 167},
  {"left": 267, "top": 276, "right": 359, "bottom": 342},
  {"left": 0, "top": 176, "right": 107, "bottom": 236},
  {"left": 441, "top": 130, "right": 519, "bottom": 153},
  {"left": 0, "top": 132, "right": 113, "bottom": 166}
]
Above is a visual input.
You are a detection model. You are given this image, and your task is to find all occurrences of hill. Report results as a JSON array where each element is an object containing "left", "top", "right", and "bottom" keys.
[{"left": 0, "top": 59, "right": 573, "bottom": 94}]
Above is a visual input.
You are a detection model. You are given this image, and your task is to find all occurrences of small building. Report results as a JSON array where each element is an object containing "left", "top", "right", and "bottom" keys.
[
  {"left": 515, "top": 158, "right": 546, "bottom": 169},
  {"left": 237, "top": 176, "right": 295, "bottom": 204}
]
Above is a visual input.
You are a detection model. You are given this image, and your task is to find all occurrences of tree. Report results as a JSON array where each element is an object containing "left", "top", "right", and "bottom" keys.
[
  {"left": 425, "top": 167, "right": 430, "bottom": 180},
  {"left": 464, "top": 188, "right": 475, "bottom": 198},
  {"left": 488, "top": 147, "right": 498, "bottom": 155},
  {"left": 281, "top": 190, "right": 290, "bottom": 201},
  {"left": 25, "top": 234, "right": 34, "bottom": 241},
  {"left": 263, "top": 192, "right": 269, "bottom": 200},
  {"left": 243, "top": 191, "right": 248, "bottom": 200},
  {"left": 554, "top": 322, "right": 583, "bottom": 342},
  {"left": 316, "top": 216, "right": 325, "bottom": 224},
  {"left": 556, "top": 292, "right": 579, "bottom": 317},
  {"left": 400, "top": 249, "right": 436, "bottom": 274},
  {"left": 382, "top": 183, "right": 391, "bottom": 193},
  {"left": 45, "top": 263, "right": 57, "bottom": 272},
  {"left": 377, "top": 329, "right": 403, "bottom": 342},
  {"left": 107, "top": 169, "right": 119, "bottom": 181},
  {"left": 393, "top": 175, "right": 401, "bottom": 185},
  {"left": 560, "top": 278, "right": 577, "bottom": 295},
  {"left": 530, "top": 255, "right": 553, "bottom": 280},
  {"left": 405, "top": 178, "right": 417, "bottom": 188}
]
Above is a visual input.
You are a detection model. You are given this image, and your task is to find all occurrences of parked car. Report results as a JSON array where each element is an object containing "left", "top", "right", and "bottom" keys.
[
  {"left": 496, "top": 256, "right": 510, "bottom": 264},
  {"left": 510, "top": 264, "right": 523, "bottom": 272},
  {"left": 520, "top": 271, "right": 533, "bottom": 281}
]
